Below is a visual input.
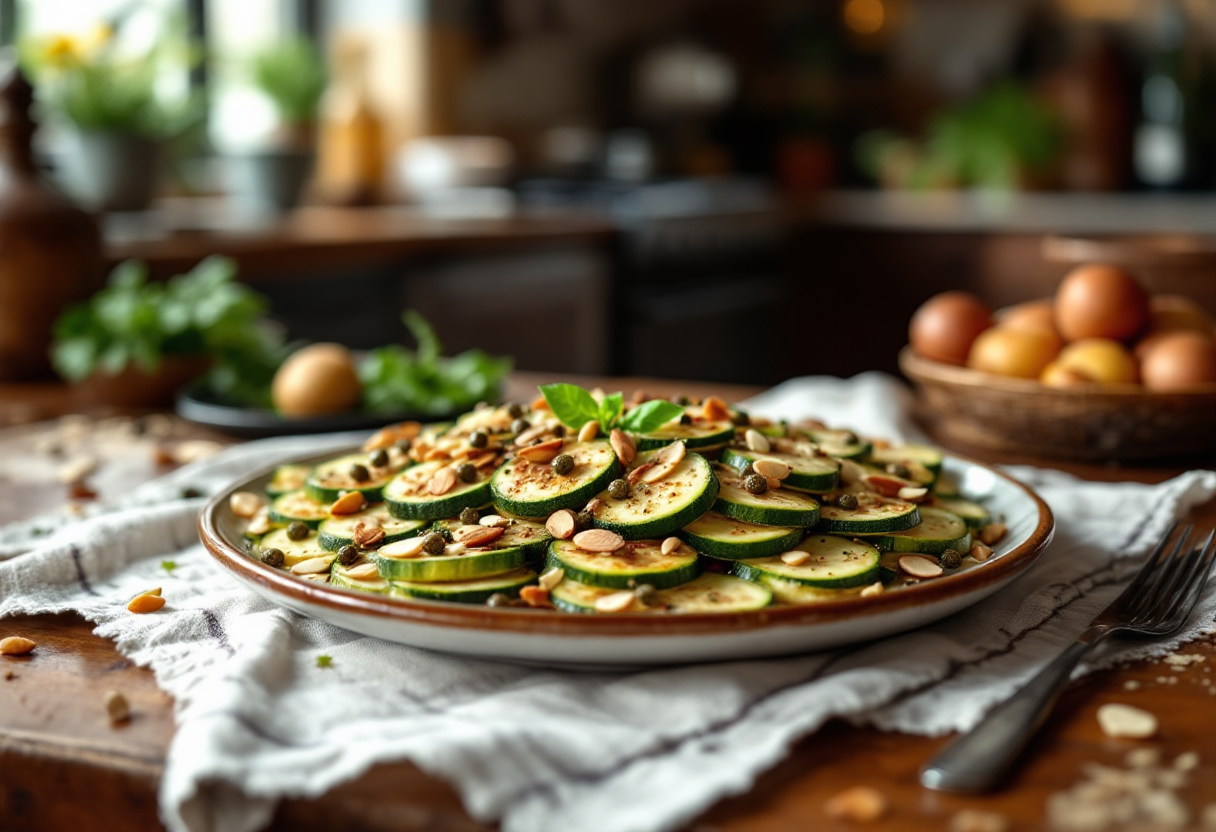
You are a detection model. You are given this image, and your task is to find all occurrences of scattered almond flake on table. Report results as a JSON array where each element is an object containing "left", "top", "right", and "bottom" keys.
[
  {"left": 1046, "top": 751, "right": 1200, "bottom": 831},
  {"left": 1162, "top": 653, "right": 1206, "bottom": 669},
  {"left": 1097, "top": 703, "right": 1158, "bottom": 738},
  {"left": 948, "top": 809, "right": 1010, "bottom": 832}
]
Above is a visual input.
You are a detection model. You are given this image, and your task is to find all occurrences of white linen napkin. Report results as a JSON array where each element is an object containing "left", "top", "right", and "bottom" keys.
[{"left": 1, "top": 373, "right": 1214, "bottom": 832}]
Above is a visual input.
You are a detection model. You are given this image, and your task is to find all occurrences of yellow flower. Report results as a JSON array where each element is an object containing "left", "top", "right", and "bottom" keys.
[{"left": 42, "top": 34, "right": 83, "bottom": 68}]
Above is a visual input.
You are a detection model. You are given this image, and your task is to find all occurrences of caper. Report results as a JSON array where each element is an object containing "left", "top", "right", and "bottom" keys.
[
  {"left": 551, "top": 453, "right": 575, "bottom": 476},
  {"left": 469, "top": 430, "right": 488, "bottom": 449},
  {"left": 421, "top": 532, "right": 446, "bottom": 556},
  {"left": 486, "top": 592, "right": 511, "bottom": 607},
  {"left": 738, "top": 462, "right": 756, "bottom": 478},
  {"left": 510, "top": 418, "right": 530, "bottom": 436},
  {"left": 553, "top": 424, "right": 567, "bottom": 437},
  {"left": 395, "top": 438, "right": 413, "bottom": 454},
  {"left": 575, "top": 510, "right": 594, "bottom": 531},
  {"left": 260, "top": 547, "right": 285, "bottom": 568},
  {"left": 349, "top": 463, "right": 371, "bottom": 483},
  {"left": 837, "top": 493, "right": 858, "bottom": 510},
  {"left": 337, "top": 544, "right": 360, "bottom": 566},
  {"left": 940, "top": 549, "right": 962, "bottom": 570},
  {"left": 674, "top": 395, "right": 691, "bottom": 406},
  {"left": 459, "top": 507, "right": 480, "bottom": 526},
  {"left": 369, "top": 449, "right": 390, "bottom": 468},
  {"left": 506, "top": 402, "right": 526, "bottom": 419},
  {"left": 886, "top": 462, "right": 911, "bottom": 479},
  {"left": 841, "top": 431, "right": 859, "bottom": 445},
  {"left": 456, "top": 462, "right": 478, "bottom": 483},
  {"left": 679, "top": 413, "right": 693, "bottom": 426},
  {"left": 286, "top": 521, "right": 309, "bottom": 541},
  {"left": 436, "top": 526, "right": 453, "bottom": 542},
  {"left": 743, "top": 474, "right": 768, "bottom": 495},
  {"left": 731, "top": 410, "right": 750, "bottom": 427},
  {"left": 607, "top": 478, "right": 631, "bottom": 500}
]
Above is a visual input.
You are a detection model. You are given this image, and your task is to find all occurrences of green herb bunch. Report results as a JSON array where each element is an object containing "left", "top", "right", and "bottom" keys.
[
  {"left": 539, "top": 384, "right": 685, "bottom": 435},
  {"left": 359, "top": 312, "right": 513, "bottom": 416},
  {"left": 252, "top": 38, "right": 328, "bottom": 125},
  {"left": 51, "top": 256, "right": 286, "bottom": 406}
]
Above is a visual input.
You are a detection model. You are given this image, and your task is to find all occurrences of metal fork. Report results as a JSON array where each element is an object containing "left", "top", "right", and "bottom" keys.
[{"left": 921, "top": 523, "right": 1216, "bottom": 793}]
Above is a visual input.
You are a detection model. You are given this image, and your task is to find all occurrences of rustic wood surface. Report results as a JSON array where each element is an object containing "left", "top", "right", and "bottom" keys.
[{"left": 1, "top": 373, "right": 1214, "bottom": 832}]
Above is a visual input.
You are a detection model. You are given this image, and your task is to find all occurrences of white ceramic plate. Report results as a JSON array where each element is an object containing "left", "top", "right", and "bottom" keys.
[{"left": 201, "top": 452, "right": 1053, "bottom": 667}]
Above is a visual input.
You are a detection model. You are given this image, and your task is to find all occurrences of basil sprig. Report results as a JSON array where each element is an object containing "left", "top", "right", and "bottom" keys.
[{"left": 539, "top": 383, "right": 684, "bottom": 435}]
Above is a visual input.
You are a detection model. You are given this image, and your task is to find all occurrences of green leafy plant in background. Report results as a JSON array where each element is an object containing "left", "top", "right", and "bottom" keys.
[
  {"left": 856, "top": 82, "right": 1063, "bottom": 190},
  {"left": 18, "top": 10, "right": 201, "bottom": 140},
  {"left": 359, "top": 312, "right": 513, "bottom": 416},
  {"left": 540, "top": 384, "right": 685, "bottom": 435},
  {"left": 251, "top": 38, "right": 328, "bottom": 126},
  {"left": 51, "top": 256, "right": 286, "bottom": 406}
]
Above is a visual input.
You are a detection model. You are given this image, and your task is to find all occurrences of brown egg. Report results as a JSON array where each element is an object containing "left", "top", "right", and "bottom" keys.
[
  {"left": 1140, "top": 331, "right": 1216, "bottom": 391},
  {"left": 967, "top": 327, "right": 1059, "bottom": 379},
  {"left": 997, "top": 298, "right": 1057, "bottom": 333},
  {"left": 1040, "top": 362, "right": 1093, "bottom": 388},
  {"left": 909, "top": 291, "right": 993, "bottom": 366},
  {"left": 272, "top": 343, "right": 363, "bottom": 417},
  {"left": 1054, "top": 264, "right": 1149, "bottom": 343},
  {"left": 1056, "top": 338, "right": 1139, "bottom": 385}
]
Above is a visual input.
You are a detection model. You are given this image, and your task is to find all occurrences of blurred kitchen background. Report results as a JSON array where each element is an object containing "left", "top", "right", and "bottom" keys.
[{"left": 2, "top": 0, "right": 1214, "bottom": 387}]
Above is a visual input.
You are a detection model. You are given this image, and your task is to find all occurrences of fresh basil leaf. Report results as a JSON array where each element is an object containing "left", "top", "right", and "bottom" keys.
[
  {"left": 620, "top": 400, "right": 685, "bottom": 434},
  {"left": 403, "top": 310, "right": 441, "bottom": 368},
  {"left": 540, "top": 383, "right": 601, "bottom": 429},
  {"left": 598, "top": 392, "right": 623, "bottom": 433}
]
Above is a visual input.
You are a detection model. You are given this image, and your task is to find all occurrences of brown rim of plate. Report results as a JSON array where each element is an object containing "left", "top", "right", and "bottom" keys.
[{"left": 199, "top": 450, "right": 1054, "bottom": 638}]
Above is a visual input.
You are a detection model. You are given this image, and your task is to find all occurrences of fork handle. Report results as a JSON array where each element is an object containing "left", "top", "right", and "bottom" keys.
[{"left": 920, "top": 636, "right": 1100, "bottom": 792}]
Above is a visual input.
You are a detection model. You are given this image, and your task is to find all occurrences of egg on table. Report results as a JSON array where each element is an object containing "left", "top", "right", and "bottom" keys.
[{"left": 272, "top": 343, "right": 364, "bottom": 417}]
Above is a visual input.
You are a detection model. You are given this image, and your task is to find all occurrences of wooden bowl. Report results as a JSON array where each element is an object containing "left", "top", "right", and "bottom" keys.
[{"left": 900, "top": 347, "right": 1216, "bottom": 461}]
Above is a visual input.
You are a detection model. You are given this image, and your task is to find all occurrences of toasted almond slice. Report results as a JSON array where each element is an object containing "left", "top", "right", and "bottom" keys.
[
  {"left": 752, "top": 458, "right": 792, "bottom": 480},
  {"left": 291, "top": 557, "right": 333, "bottom": 575},
  {"left": 546, "top": 509, "right": 577, "bottom": 540},
  {"left": 471, "top": 451, "right": 500, "bottom": 468},
  {"left": 453, "top": 525, "right": 505, "bottom": 547},
  {"left": 479, "top": 514, "right": 511, "bottom": 528},
  {"left": 539, "top": 567, "right": 565, "bottom": 592},
  {"left": 127, "top": 592, "right": 166, "bottom": 613},
  {"left": 780, "top": 549, "right": 811, "bottom": 566},
  {"left": 969, "top": 542, "right": 993, "bottom": 562},
  {"left": 428, "top": 467, "right": 458, "bottom": 496},
  {"left": 518, "top": 437, "right": 564, "bottom": 463},
  {"left": 381, "top": 536, "right": 427, "bottom": 559},
  {"left": 1096, "top": 703, "right": 1158, "bottom": 738},
  {"left": 519, "top": 586, "right": 554, "bottom": 608},
  {"left": 660, "top": 537, "right": 682, "bottom": 556},
  {"left": 627, "top": 462, "right": 656, "bottom": 484},
  {"left": 362, "top": 421, "right": 422, "bottom": 451},
  {"left": 578, "top": 420, "right": 600, "bottom": 442},
  {"left": 515, "top": 424, "right": 550, "bottom": 446},
  {"left": 302, "top": 573, "right": 330, "bottom": 583},
  {"left": 353, "top": 524, "right": 386, "bottom": 548},
  {"left": 862, "top": 474, "right": 905, "bottom": 497},
  {"left": 583, "top": 497, "right": 604, "bottom": 514},
  {"left": 247, "top": 509, "right": 274, "bottom": 536},
  {"left": 343, "top": 563, "right": 381, "bottom": 581},
  {"left": 765, "top": 476, "right": 783, "bottom": 490},
  {"left": 702, "top": 396, "right": 731, "bottom": 422},
  {"left": 143, "top": 587, "right": 163, "bottom": 597},
  {"left": 839, "top": 459, "right": 863, "bottom": 485},
  {"left": 229, "top": 491, "right": 264, "bottom": 519},
  {"left": 594, "top": 591, "right": 636, "bottom": 613},
  {"left": 744, "top": 429, "right": 770, "bottom": 453},
  {"left": 0, "top": 636, "right": 36, "bottom": 656},
  {"left": 824, "top": 786, "right": 888, "bottom": 823},
  {"left": 444, "top": 543, "right": 467, "bottom": 557},
  {"left": 105, "top": 690, "right": 130, "bottom": 724},
  {"left": 573, "top": 528, "right": 624, "bottom": 553},
  {"left": 530, "top": 395, "right": 550, "bottom": 411},
  {"left": 899, "top": 555, "right": 942, "bottom": 578},
  {"left": 610, "top": 429, "right": 636, "bottom": 466},
  {"left": 424, "top": 448, "right": 451, "bottom": 462},
  {"left": 897, "top": 486, "right": 929, "bottom": 502},
  {"left": 860, "top": 582, "right": 885, "bottom": 598},
  {"left": 979, "top": 523, "right": 1008, "bottom": 546},
  {"left": 639, "top": 441, "right": 686, "bottom": 484},
  {"left": 330, "top": 490, "right": 368, "bottom": 515}
]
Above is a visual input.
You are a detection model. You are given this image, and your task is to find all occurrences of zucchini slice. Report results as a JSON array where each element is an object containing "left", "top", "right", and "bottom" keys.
[
  {"left": 317, "top": 505, "right": 427, "bottom": 551},
  {"left": 719, "top": 534, "right": 881, "bottom": 589},
  {"left": 805, "top": 429, "right": 872, "bottom": 460},
  {"left": 869, "top": 443, "right": 944, "bottom": 475},
  {"left": 268, "top": 490, "right": 332, "bottom": 528},
  {"left": 266, "top": 463, "right": 310, "bottom": 497},
  {"left": 375, "top": 536, "right": 528, "bottom": 582},
  {"left": 712, "top": 464, "right": 820, "bottom": 528},
  {"left": 389, "top": 567, "right": 536, "bottom": 604},
  {"left": 857, "top": 506, "right": 970, "bottom": 554},
  {"left": 550, "top": 572, "right": 771, "bottom": 613},
  {"left": 546, "top": 538, "right": 700, "bottom": 590},
  {"left": 591, "top": 450, "right": 719, "bottom": 540},
  {"left": 384, "top": 461, "right": 493, "bottom": 521},
  {"left": 329, "top": 558, "right": 391, "bottom": 594},
  {"left": 720, "top": 447, "right": 840, "bottom": 494},
  {"left": 432, "top": 516, "right": 553, "bottom": 559},
  {"left": 633, "top": 417, "right": 735, "bottom": 451},
  {"left": 762, "top": 577, "right": 860, "bottom": 605},
  {"left": 817, "top": 490, "right": 920, "bottom": 534},
  {"left": 680, "top": 511, "right": 803, "bottom": 560},
  {"left": 490, "top": 440, "right": 620, "bottom": 518},
  {"left": 930, "top": 496, "right": 990, "bottom": 529},
  {"left": 257, "top": 526, "right": 331, "bottom": 568},
  {"left": 305, "top": 452, "right": 405, "bottom": 503}
]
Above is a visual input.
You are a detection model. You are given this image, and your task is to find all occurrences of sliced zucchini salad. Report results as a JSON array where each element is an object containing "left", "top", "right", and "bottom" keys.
[{"left": 231, "top": 385, "right": 1007, "bottom": 613}]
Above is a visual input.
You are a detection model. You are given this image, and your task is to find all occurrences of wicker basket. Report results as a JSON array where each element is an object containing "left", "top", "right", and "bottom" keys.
[{"left": 899, "top": 347, "right": 1216, "bottom": 461}]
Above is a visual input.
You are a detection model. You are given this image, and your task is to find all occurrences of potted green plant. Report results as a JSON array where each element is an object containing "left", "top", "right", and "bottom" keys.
[
  {"left": 19, "top": 18, "right": 199, "bottom": 211},
  {"left": 228, "top": 38, "right": 328, "bottom": 214}
]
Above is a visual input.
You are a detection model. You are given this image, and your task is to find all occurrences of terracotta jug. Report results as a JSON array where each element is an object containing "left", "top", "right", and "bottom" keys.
[{"left": 0, "top": 62, "right": 102, "bottom": 381}]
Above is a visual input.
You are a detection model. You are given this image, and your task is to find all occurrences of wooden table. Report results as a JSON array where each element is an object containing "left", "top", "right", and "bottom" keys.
[{"left": 2, "top": 374, "right": 1214, "bottom": 832}]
